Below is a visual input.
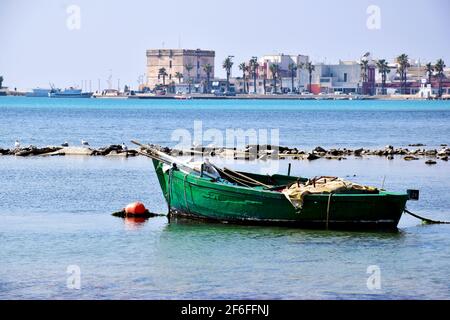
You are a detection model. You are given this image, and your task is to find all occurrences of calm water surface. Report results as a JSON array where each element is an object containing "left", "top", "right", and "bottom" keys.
[{"left": 0, "top": 97, "right": 449, "bottom": 299}]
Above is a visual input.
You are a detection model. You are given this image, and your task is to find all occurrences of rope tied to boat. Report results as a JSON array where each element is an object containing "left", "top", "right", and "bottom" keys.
[
  {"left": 167, "top": 167, "right": 174, "bottom": 222},
  {"left": 326, "top": 193, "right": 334, "bottom": 229},
  {"left": 404, "top": 208, "right": 450, "bottom": 224}
]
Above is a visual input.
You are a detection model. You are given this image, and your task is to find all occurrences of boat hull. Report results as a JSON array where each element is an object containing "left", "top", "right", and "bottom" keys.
[
  {"left": 152, "top": 160, "right": 408, "bottom": 230},
  {"left": 49, "top": 93, "right": 93, "bottom": 98}
]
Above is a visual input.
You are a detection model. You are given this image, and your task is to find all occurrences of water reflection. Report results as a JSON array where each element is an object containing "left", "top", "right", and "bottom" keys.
[
  {"left": 123, "top": 217, "right": 149, "bottom": 230},
  {"left": 161, "top": 216, "right": 405, "bottom": 241}
]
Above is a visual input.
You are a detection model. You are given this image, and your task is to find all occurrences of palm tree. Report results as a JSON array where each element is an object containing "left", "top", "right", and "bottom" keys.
[
  {"left": 280, "top": 72, "right": 283, "bottom": 93},
  {"left": 425, "top": 63, "right": 434, "bottom": 85},
  {"left": 0, "top": 76, "right": 3, "bottom": 88},
  {"left": 238, "top": 62, "right": 248, "bottom": 94},
  {"left": 223, "top": 56, "right": 234, "bottom": 92},
  {"left": 158, "top": 68, "right": 168, "bottom": 86},
  {"left": 435, "top": 59, "right": 446, "bottom": 98},
  {"left": 203, "top": 64, "right": 213, "bottom": 93},
  {"left": 305, "top": 62, "right": 315, "bottom": 93},
  {"left": 262, "top": 68, "right": 267, "bottom": 95},
  {"left": 249, "top": 57, "right": 259, "bottom": 94},
  {"left": 269, "top": 63, "right": 279, "bottom": 94},
  {"left": 376, "top": 59, "right": 390, "bottom": 95},
  {"left": 288, "top": 63, "right": 298, "bottom": 93},
  {"left": 174, "top": 72, "right": 183, "bottom": 84},
  {"left": 185, "top": 64, "right": 193, "bottom": 94},
  {"left": 361, "top": 60, "right": 369, "bottom": 82},
  {"left": 396, "top": 54, "right": 409, "bottom": 94},
  {"left": 297, "top": 62, "right": 305, "bottom": 92}
]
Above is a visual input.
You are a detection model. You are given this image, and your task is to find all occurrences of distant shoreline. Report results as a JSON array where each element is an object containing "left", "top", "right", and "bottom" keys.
[{"left": 1, "top": 93, "right": 449, "bottom": 101}]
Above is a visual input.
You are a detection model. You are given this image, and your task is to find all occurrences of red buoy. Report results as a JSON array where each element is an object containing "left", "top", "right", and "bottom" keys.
[{"left": 125, "top": 202, "right": 147, "bottom": 215}]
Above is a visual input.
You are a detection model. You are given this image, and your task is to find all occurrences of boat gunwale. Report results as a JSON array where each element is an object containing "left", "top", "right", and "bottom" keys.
[{"left": 167, "top": 166, "right": 409, "bottom": 201}]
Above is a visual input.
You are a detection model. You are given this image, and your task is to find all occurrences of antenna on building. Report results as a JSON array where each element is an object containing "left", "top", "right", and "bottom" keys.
[{"left": 162, "top": 41, "right": 165, "bottom": 49}]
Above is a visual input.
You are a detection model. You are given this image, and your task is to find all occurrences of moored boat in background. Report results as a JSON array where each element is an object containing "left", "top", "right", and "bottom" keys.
[
  {"left": 49, "top": 87, "right": 93, "bottom": 98},
  {"left": 92, "top": 89, "right": 127, "bottom": 99},
  {"left": 174, "top": 93, "right": 193, "bottom": 100}
]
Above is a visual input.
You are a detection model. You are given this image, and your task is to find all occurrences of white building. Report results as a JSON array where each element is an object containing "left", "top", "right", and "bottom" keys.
[{"left": 311, "top": 60, "right": 364, "bottom": 94}]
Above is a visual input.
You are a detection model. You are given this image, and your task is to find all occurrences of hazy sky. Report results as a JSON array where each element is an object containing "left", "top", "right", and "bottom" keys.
[{"left": 1, "top": 0, "right": 449, "bottom": 89}]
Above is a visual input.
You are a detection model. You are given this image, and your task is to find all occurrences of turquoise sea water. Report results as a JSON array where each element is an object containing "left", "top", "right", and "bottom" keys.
[
  {"left": 0, "top": 97, "right": 450, "bottom": 299},
  {"left": 1, "top": 97, "right": 450, "bottom": 149}
]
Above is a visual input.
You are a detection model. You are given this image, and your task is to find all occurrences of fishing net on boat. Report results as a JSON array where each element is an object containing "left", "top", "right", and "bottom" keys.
[{"left": 282, "top": 176, "right": 379, "bottom": 209}]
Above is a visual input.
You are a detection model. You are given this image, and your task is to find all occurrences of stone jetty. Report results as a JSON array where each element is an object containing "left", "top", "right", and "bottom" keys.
[
  {"left": 1, "top": 143, "right": 448, "bottom": 165},
  {"left": 0, "top": 145, "right": 137, "bottom": 157},
  {"left": 163, "top": 144, "right": 450, "bottom": 164}
]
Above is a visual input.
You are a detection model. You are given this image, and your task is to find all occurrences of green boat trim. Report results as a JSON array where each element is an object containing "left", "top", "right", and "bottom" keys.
[{"left": 151, "top": 158, "right": 409, "bottom": 230}]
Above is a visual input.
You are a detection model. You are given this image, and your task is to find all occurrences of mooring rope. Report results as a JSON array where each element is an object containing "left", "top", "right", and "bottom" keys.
[
  {"left": 167, "top": 169, "right": 173, "bottom": 223},
  {"left": 404, "top": 208, "right": 450, "bottom": 224},
  {"left": 326, "top": 193, "right": 333, "bottom": 229}
]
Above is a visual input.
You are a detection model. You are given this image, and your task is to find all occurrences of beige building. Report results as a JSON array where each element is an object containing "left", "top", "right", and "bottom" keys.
[{"left": 146, "top": 49, "right": 215, "bottom": 88}]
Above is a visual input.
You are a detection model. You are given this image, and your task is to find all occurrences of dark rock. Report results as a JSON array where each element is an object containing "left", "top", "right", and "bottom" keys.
[
  {"left": 93, "top": 145, "right": 123, "bottom": 156},
  {"left": 14, "top": 146, "right": 62, "bottom": 157},
  {"left": 404, "top": 155, "right": 419, "bottom": 161},
  {"left": 314, "top": 146, "right": 327, "bottom": 153},
  {"left": 425, "top": 149, "right": 437, "bottom": 156},
  {"left": 307, "top": 153, "right": 320, "bottom": 160},
  {"left": 409, "top": 143, "right": 426, "bottom": 147},
  {"left": 247, "top": 144, "right": 287, "bottom": 153},
  {"left": 440, "top": 156, "right": 448, "bottom": 161},
  {"left": 425, "top": 160, "right": 437, "bottom": 165},
  {"left": 162, "top": 146, "right": 172, "bottom": 154},
  {"left": 328, "top": 149, "right": 341, "bottom": 156}
]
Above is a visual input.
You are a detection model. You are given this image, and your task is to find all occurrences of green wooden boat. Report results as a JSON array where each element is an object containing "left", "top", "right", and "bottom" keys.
[{"left": 151, "top": 158, "right": 410, "bottom": 230}]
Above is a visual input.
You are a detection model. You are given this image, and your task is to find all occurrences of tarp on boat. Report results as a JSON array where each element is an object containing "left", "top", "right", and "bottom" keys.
[{"left": 282, "top": 176, "right": 379, "bottom": 209}]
